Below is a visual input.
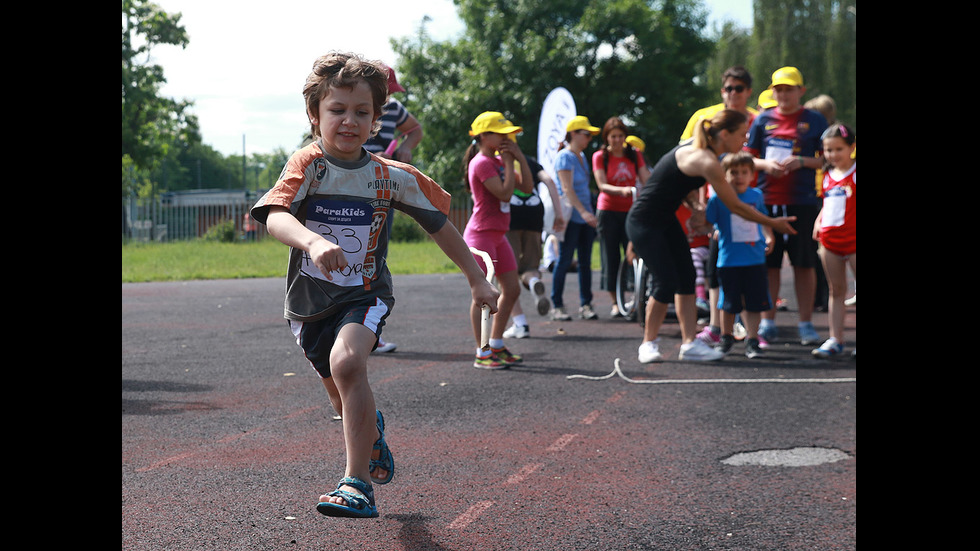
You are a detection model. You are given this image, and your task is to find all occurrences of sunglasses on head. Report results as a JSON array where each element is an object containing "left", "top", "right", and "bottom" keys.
[{"left": 724, "top": 85, "right": 746, "bottom": 93}]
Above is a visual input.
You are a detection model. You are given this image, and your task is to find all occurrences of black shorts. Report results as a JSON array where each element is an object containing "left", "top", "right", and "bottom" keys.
[
  {"left": 765, "top": 204, "right": 819, "bottom": 269},
  {"left": 626, "top": 216, "right": 695, "bottom": 304},
  {"left": 288, "top": 297, "right": 391, "bottom": 378},
  {"left": 717, "top": 264, "right": 772, "bottom": 313}
]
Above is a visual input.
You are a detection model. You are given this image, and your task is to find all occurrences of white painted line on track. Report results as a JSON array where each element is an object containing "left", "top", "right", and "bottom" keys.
[
  {"left": 505, "top": 463, "right": 544, "bottom": 485},
  {"left": 447, "top": 500, "right": 495, "bottom": 530},
  {"left": 546, "top": 433, "right": 577, "bottom": 452}
]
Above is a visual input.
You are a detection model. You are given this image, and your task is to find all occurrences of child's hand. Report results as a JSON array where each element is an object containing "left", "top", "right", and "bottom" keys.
[
  {"left": 308, "top": 238, "right": 347, "bottom": 280},
  {"left": 552, "top": 214, "right": 567, "bottom": 234},
  {"left": 764, "top": 159, "right": 787, "bottom": 179},
  {"left": 497, "top": 140, "right": 518, "bottom": 162}
]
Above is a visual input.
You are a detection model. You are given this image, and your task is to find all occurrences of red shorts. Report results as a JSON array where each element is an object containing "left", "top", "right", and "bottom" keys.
[{"left": 463, "top": 229, "right": 518, "bottom": 276}]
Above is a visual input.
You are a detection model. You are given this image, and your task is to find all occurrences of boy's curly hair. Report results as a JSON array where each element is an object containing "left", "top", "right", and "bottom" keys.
[{"left": 303, "top": 51, "right": 389, "bottom": 139}]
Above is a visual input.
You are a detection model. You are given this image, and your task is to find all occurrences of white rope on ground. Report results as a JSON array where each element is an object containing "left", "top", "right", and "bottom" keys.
[{"left": 567, "top": 358, "right": 856, "bottom": 385}]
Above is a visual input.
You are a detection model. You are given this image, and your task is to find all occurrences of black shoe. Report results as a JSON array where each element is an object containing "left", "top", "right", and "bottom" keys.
[
  {"left": 715, "top": 334, "right": 735, "bottom": 354},
  {"left": 745, "top": 338, "right": 763, "bottom": 359}
]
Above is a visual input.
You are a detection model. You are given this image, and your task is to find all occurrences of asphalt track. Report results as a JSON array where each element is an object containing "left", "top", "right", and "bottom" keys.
[{"left": 122, "top": 264, "right": 856, "bottom": 550}]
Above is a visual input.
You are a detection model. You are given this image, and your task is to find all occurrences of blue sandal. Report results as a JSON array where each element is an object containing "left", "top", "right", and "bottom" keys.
[
  {"left": 369, "top": 410, "right": 394, "bottom": 485},
  {"left": 317, "top": 476, "right": 378, "bottom": 518}
]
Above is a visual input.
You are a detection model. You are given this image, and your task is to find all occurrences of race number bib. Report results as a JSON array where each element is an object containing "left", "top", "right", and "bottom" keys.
[
  {"left": 821, "top": 187, "right": 847, "bottom": 228},
  {"left": 764, "top": 138, "right": 794, "bottom": 164},
  {"left": 301, "top": 199, "right": 373, "bottom": 287},
  {"left": 730, "top": 212, "right": 761, "bottom": 244}
]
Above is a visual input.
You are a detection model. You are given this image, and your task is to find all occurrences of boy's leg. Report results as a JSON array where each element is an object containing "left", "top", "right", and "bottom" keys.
[
  {"left": 742, "top": 310, "right": 761, "bottom": 340},
  {"left": 319, "top": 323, "right": 383, "bottom": 506}
]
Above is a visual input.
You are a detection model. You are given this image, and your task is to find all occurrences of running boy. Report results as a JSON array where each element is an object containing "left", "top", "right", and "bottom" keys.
[
  {"left": 705, "top": 151, "right": 774, "bottom": 358},
  {"left": 250, "top": 51, "right": 498, "bottom": 518}
]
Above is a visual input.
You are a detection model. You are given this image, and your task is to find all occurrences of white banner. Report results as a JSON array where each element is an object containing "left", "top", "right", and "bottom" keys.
[{"left": 537, "top": 87, "right": 576, "bottom": 239}]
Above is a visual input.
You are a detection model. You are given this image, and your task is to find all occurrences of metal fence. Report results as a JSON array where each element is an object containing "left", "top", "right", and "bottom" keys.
[{"left": 122, "top": 189, "right": 473, "bottom": 243}]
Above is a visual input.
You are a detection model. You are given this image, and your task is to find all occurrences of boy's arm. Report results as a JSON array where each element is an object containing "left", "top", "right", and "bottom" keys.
[
  {"left": 265, "top": 206, "right": 347, "bottom": 280},
  {"left": 758, "top": 200, "right": 776, "bottom": 254},
  {"left": 763, "top": 225, "right": 775, "bottom": 255},
  {"left": 428, "top": 221, "right": 500, "bottom": 314}
]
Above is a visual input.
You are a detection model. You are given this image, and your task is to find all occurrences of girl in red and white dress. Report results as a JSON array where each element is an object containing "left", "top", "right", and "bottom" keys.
[{"left": 812, "top": 123, "right": 856, "bottom": 358}]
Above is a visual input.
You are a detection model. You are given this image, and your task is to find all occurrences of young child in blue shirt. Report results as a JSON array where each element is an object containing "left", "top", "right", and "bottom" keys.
[{"left": 704, "top": 151, "right": 774, "bottom": 358}]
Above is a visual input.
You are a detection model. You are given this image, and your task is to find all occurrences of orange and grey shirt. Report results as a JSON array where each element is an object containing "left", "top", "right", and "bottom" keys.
[{"left": 250, "top": 139, "right": 451, "bottom": 322}]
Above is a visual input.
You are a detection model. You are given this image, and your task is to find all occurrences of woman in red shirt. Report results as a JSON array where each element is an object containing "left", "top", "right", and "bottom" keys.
[{"left": 593, "top": 117, "right": 651, "bottom": 317}]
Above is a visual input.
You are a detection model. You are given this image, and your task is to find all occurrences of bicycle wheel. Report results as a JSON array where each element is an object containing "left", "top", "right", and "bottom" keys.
[
  {"left": 616, "top": 258, "right": 638, "bottom": 320},
  {"left": 634, "top": 258, "right": 648, "bottom": 328}
]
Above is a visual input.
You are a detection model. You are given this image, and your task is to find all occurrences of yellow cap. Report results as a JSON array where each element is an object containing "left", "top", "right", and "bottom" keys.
[
  {"left": 625, "top": 135, "right": 645, "bottom": 152},
  {"left": 770, "top": 66, "right": 804, "bottom": 88},
  {"left": 566, "top": 115, "right": 600, "bottom": 135},
  {"left": 757, "top": 88, "right": 777, "bottom": 109},
  {"left": 469, "top": 111, "right": 523, "bottom": 136}
]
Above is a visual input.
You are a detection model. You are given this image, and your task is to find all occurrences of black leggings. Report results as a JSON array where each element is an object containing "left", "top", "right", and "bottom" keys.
[
  {"left": 597, "top": 209, "right": 630, "bottom": 292},
  {"left": 626, "top": 216, "right": 695, "bottom": 304}
]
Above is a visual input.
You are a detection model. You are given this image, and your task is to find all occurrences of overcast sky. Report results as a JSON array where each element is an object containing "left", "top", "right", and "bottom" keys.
[{"left": 148, "top": 0, "right": 753, "bottom": 157}]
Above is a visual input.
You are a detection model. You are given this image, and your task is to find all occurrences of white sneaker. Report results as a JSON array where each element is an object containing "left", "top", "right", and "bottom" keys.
[
  {"left": 678, "top": 339, "right": 724, "bottom": 361},
  {"left": 503, "top": 324, "right": 530, "bottom": 339},
  {"left": 579, "top": 304, "right": 598, "bottom": 320},
  {"left": 374, "top": 339, "right": 397, "bottom": 353},
  {"left": 531, "top": 280, "right": 550, "bottom": 316},
  {"left": 733, "top": 320, "right": 747, "bottom": 341},
  {"left": 550, "top": 307, "right": 571, "bottom": 321},
  {"left": 638, "top": 340, "right": 663, "bottom": 363}
]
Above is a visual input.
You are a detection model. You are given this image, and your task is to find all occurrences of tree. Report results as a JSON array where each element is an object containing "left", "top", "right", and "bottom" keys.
[
  {"left": 747, "top": 0, "right": 856, "bottom": 127},
  {"left": 391, "top": 0, "right": 714, "bottom": 193},
  {"left": 122, "top": 0, "right": 200, "bottom": 197}
]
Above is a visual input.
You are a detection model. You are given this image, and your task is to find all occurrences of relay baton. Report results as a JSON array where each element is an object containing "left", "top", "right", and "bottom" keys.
[{"left": 468, "top": 247, "right": 495, "bottom": 351}]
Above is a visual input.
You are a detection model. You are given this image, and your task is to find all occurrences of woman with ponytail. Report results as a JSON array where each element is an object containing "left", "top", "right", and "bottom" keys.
[{"left": 626, "top": 109, "right": 797, "bottom": 363}]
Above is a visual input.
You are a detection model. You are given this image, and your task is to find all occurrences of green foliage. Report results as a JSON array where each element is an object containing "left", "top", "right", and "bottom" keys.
[
  {"left": 389, "top": 211, "right": 428, "bottom": 242},
  {"left": 702, "top": 0, "right": 856, "bottom": 128},
  {"left": 200, "top": 219, "right": 237, "bottom": 243},
  {"left": 122, "top": 0, "right": 199, "bottom": 195},
  {"left": 393, "top": 0, "right": 714, "bottom": 191}
]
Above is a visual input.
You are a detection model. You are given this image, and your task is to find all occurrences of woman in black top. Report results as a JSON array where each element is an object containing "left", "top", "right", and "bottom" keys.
[{"left": 626, "top": 109, "right": 796, "bottom": 363}]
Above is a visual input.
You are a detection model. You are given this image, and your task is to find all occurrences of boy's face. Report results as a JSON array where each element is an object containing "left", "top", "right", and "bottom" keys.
[
  {"left": 726, "top": 164, "right": 753, "bottom": 193},
  {"left": 772, "top": 84, "right": 804, "bottom": 113},
  {"left": 312, "top": 81, "right": 377, "bottom": 161}
]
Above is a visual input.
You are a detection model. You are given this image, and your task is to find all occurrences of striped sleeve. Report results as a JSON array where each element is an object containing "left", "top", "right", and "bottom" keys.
[{"left": 249, "top": 145, "right": 323, "bottom": 224}]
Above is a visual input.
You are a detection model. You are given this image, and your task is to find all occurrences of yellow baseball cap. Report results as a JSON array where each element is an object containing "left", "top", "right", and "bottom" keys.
[
  {"left": 566, "top": 115, "right": 600, "bottom": 135},
  {"left": 770, "top": 66, "right": 804, "bottom": 88},
  {"left": 469, "top": 111, "right": 523, "bottom": 136},
  {"left": 757, "top": 89, "right": 777, "bottom": 109},
  {"left": 625, "top": 135, "right": 645, "bottom": 152}
]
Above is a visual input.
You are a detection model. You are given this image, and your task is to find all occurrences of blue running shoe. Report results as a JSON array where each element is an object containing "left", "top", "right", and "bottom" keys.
[
  {"left": 798, "top": 322, "right": 820, "bottom": 346},
  {"left": 812, "top": 338, "right": 844, "bottom": 358},
  {"left": 758, "top": 321, "right": 778, "bottom": 342}
]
